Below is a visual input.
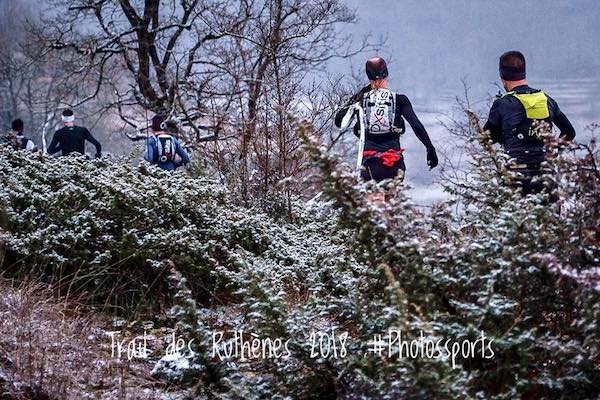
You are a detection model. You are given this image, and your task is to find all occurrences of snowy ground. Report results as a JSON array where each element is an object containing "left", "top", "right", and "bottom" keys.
[{"left": 0, "top": 280, "right": 194, "bottom": 400}]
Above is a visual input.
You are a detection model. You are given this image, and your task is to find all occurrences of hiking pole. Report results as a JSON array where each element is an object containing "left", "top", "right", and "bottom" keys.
[{"left": 355, "top": 104, "right": 366, "bottom": 178}]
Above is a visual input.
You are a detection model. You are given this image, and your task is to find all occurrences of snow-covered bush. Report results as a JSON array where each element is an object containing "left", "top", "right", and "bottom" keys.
[
  {"left": 281, "top": 117, "right": 598, "bottom": 399},
  {"left": 0, "top": 110, "right": 598, "bottom": 400},
  {"left": 151, "top": 117, "right": 598, "bottom": 399},
  {"left": 0, "top": 148, "right": 351, "bottom": 314}
]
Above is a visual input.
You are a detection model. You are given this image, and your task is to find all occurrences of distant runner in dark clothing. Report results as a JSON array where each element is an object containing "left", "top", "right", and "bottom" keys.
[
  {"left": 48, "top": 109, "right": 102, "bottom": 158},
  {"left": 335, "top": 57, "right": 438, "bottom": 183},
  {"left": 483, "top": 51, "right": 576, "bottom": 195},
  {"left": 8, "top": 118, "right": 37, "bottom": 151}
]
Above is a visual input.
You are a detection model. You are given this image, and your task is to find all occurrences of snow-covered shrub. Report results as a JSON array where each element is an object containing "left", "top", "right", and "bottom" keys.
[
  {"left": 0, "top": 148, "right": 350, "bottom": 313},
  {"left": 1, "top": 109, "right": 598, "bottom": 399},
  {"left": 0, "top": 148, "right": 225, "bottom": 309},
  {"left": 287, "top": 116, "right": 599, "bottom": 399}
]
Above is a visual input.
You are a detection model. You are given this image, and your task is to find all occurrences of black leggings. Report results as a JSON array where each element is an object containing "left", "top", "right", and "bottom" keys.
[
  {"left": 512, "top": 167, "right": 561, "bottom": 205},
  {"left": 518, "top": 172, "right": 544, "bottom": 196},
  {"left": 360, "top": 156, "right": 406, "bottom": 183}
]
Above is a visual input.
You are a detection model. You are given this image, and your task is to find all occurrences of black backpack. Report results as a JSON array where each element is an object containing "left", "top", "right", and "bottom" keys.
[{"left": 502, "top": 90, "right": 551, "bottom": 144}]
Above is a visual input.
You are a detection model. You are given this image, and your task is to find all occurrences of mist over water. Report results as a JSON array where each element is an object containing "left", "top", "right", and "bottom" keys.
[
  {"left": 332, "top": 0, "right": 600, "bottom": 203},
  {"left": 336, "top": 0, "right": 600, "bottom": 96}
]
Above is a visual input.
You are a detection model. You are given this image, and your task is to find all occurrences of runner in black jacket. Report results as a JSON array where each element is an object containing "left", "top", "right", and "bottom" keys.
[
  {"left": 483, "top": 51, "right": 576, "bottom": 195},
  {"left": 8, "top": 118, "right": 37, "bottom": 151},
  {"left": 48, "top": 109, "right": 102, "bottom": 158},
  {"left": 335, "top": 57, "right": 438, "bottom": 182}
]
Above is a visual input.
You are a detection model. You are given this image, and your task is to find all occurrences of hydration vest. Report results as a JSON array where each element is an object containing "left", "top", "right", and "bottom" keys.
[
  {"left": 503, "top": 90, "right": 550, "bottom": 144},
  {"left": 155, "top": 134, "right": 176, "bottom": 163},
  {"left": 362, "top": 89, "right": 405, "bottom": 135}
]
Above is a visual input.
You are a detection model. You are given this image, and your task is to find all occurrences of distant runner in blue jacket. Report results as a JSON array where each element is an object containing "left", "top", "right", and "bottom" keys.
[{"left": 145, "top": 115, "right": 190, "bottom": 171}]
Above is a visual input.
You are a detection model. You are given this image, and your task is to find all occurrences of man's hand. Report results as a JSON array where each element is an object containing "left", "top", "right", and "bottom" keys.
[{"left": 427, "top": 148, "right": 438, "bottom": 169}]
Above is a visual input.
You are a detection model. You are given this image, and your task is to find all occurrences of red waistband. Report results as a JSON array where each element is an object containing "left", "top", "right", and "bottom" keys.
[{"left": 363, "top": 149, "right": 404, "bottom": 167}]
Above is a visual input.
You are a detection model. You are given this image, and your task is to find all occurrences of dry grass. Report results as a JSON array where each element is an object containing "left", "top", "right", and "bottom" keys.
[{"left": 0, "top": 278, "right": 193, "bottom": 400}]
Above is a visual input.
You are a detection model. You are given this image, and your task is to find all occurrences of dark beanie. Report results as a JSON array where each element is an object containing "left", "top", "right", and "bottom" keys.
[
  {"left": 499, "top": 51, "right": 526, "bottom": 81},
  {"left": 366, "top": 57, "right": 389, "bottom": 80},
  {"left": 151, "top": 115, "right": 166, "bottom": 131},
  {"left": 11, "top": 118, "right": 23, "bottom": 132}
]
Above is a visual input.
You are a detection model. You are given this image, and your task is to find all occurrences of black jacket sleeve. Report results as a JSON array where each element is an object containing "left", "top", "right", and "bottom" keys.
[
  {"left": 483, "top": 100, "right": 504, "bottom": 143},
  {"left": 548, "top": 97, "right": 576, "bottom": 140},
  {"left": 84, "top": 129, "right": 102, "bottom": 156},
  {"left": 334, "top": 84, "right": 371, "bottom": 128},
  {"left": 554, "top": 112, "right": 576, "bottom": 141},
  {"left": 47, "top": 131, "right": 61, "bottom": 154},
  {"left": 396, "top": 94, "right": 435, "bottom": 152}
]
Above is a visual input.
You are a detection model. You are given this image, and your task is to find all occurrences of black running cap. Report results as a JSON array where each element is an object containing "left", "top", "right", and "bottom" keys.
[
  {"left": 11, "top": 118, "right": 23, "bottom": 132},
  {"left": 366, "top": 57, "right": 388, "bottom": 80},
  {"left": 152, "top": 115, "right": 166, "bottom": 131}
]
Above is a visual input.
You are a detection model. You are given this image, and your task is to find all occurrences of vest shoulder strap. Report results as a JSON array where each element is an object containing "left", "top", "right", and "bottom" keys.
[{"left": 502, "top": 91, "right": 550, "bottom": 120}]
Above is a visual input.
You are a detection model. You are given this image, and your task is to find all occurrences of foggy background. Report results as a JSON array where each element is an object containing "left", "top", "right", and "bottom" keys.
[{"left": 331, "top": 0, "right": 600, "bottom": 203}]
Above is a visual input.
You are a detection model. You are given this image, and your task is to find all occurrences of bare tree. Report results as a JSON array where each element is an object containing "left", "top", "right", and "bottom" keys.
[
  {"left": 197, "top": 0, "right": 374, "bottom": 204},
  {"left": 0, "top": 1, "right": 35, "bottom": 129},
  {"left": 39, "top": 0, "right": 236, "bottom": 136},
  {"left": 39, "top": 0, "right": 377, "bottom": 209},
  {"left": 0, "top": 1, "right": 92, "bottom": 150}
]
